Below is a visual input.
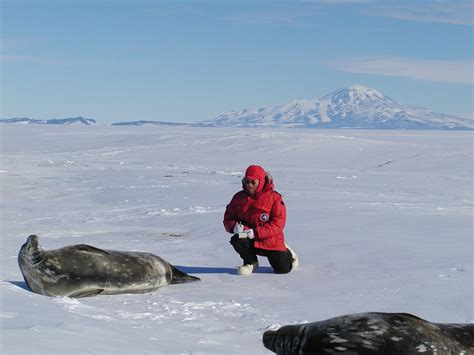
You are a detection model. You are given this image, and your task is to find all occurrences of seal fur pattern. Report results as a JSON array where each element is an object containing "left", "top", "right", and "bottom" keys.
[
  {"left": 18, "top": 235, "right": 200, "bottom": 298},
  {"left": 263, "top": 312, "right": 474, "bottom": 355}
]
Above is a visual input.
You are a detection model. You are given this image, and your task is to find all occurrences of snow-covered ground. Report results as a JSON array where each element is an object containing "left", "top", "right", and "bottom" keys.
[{"left": 0, "top": 125, "right": 472, "bottom": 354}]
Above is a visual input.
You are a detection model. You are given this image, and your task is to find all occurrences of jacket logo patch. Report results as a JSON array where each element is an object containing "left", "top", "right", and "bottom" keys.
[{"left": 260, "top": 213, "right": 269, "bottom": 222}]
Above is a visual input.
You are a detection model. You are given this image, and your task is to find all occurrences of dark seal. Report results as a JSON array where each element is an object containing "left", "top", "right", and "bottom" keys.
[
  {"left": 263, "top": 312, "right": 474, "bottom": 354},
  {"left": 18, "top": 234, "right": 200, "bottom": 298}
]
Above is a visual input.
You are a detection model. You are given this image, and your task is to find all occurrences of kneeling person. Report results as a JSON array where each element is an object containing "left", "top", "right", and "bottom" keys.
[{"left": 223, "top": 165, "right": 298, "bottom": 275}]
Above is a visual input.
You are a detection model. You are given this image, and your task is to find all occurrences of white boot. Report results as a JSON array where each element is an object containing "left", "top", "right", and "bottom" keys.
[
  {"left": 286, "top": 244, "right": 299, "bottom": 270},
  {"left": 238, "top": 262, "right": 259, "bottom": 275}
]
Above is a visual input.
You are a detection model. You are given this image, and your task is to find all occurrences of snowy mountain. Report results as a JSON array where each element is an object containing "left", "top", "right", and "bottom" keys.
[
  {"left": 3, "top": 87, "right": 471, "bottom": 130},
  {"left": 111, "top": 120, "right": 190, "bottom": 127},
  {"left": 0, "top": 117, "right": 96, "bottom": 125},
  {"left": 201, "top": 85, "right": 473, "bottom": 130}
]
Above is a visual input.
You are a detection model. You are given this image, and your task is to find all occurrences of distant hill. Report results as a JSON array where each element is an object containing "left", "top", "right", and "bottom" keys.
[
  {"left": 0, "top": 117, "right": 190, "bottom": 127},
  {"left": 111, "top": 120, "right": 190, "bottom": 126},
  {"left": 0, "top": 117, "right": 96, "bottom": 125},
  {"left": 200, "top": 85, "right": 473, "bottom": 130}
]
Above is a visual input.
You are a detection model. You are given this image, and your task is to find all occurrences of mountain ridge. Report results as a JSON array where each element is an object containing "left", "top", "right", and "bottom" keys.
[
  {"left": 0, "top": 117, "right": 96, "bottom": 125},
  {"left": 2, "top": 86, "right": 472, "bottom": 130},
  {"left": 201, "top": 85, "right": 472, "bottom": 130}
]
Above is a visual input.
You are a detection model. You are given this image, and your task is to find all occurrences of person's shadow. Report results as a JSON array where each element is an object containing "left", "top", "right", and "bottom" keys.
[{"left": 175, "top": 265, "right": 274, "bottom": 275}]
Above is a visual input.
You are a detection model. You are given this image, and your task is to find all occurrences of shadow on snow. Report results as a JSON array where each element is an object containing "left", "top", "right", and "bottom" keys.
[
  {"left": 7, "top": 280, "right": 30, "bottom": 291},
  {"left": 175, "top": 265, "right": 274, "bottom": 275}
]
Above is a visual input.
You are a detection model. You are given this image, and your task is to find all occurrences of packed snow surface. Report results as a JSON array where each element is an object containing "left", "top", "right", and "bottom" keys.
[{"left": 0, "top": 125, "right": 472, "bottom": 354}]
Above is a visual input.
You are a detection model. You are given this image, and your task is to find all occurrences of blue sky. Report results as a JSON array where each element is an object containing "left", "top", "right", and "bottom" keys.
[{"left": 1, "top": 0, "right": 472, "bottom": 123}]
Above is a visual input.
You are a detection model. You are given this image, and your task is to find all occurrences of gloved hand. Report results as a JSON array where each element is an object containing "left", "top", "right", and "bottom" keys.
[
  {"left": 233, "top": 222, "right": 245, "bottom": 234},
  {"left": 237, "top": 229, "right": 255, "bottom": 239},
  {"left": 246, "top": 229, "right": 255, "bottom": 239}
]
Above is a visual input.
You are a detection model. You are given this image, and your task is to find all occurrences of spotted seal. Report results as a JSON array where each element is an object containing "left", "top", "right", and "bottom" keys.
[
  {"left": 18, "top": 234, "right": 200, "bottom": 298},
  {"left": 263, "top": 312, "right": 474, "bottom": 354}
]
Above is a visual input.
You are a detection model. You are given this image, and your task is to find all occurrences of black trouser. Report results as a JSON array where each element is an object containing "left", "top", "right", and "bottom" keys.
[{"left": 230, "top": 235, "right": 293, "bottom": 274}]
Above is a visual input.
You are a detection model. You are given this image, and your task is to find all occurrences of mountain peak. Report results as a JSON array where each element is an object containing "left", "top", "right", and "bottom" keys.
[
  {"left": 348, "top": 84, "right": 381, "bottom": 93},
  {"left": 322, "top": 85, "right": 387, "bottom": 105},
  {"left": 349, "top": 85, "right": 385, "bottom": 99}
]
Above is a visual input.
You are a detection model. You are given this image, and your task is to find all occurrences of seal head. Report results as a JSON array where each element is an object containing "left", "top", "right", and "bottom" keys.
[{"left": 18, "top": 235, "right": 45, "bottom": 292}]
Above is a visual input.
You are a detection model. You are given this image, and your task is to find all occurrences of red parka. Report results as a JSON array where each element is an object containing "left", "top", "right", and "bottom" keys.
[{"left": 223, "top": 173, "right": 287, "bottom": 251}]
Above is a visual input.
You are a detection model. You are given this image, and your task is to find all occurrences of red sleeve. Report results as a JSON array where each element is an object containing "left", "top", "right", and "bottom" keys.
[
  {"left": 255, "top": 196, "right": 286, "bottom": 240},
  {"left": 223, "top": 195, "right": 239, "bottom": 234}
]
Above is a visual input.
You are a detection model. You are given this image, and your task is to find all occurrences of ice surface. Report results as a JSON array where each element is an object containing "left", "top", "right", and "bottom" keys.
[{"left": 0, "top": 125, "right": 472, "bottom": 354}]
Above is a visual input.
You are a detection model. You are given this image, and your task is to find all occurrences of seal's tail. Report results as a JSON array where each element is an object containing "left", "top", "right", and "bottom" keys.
[{"left": 170, "top": 266, "right": 201, "bottom": 284}]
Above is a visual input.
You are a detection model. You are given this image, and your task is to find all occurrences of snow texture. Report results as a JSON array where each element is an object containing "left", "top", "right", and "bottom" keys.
[{"left": 0, "top": 125, "right": 472, "bottom": 354}]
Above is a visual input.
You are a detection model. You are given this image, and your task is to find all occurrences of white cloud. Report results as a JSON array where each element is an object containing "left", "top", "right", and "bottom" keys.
[
  {"left": 362, "top": 2, "right": 473, "bottom": 26},
  {"left": 302, "top": 1, "right": 473, "bottom": 26},
  {"left": 325, "top": 56, "right": 473, "bottom": 84},
  {"left": 225, "top": 1, "right": 472, "bottom": 27}
]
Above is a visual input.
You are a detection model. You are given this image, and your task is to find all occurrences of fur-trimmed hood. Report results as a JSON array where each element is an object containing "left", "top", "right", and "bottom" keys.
[{"left": 242, "top": 171, "right": 274, "bottom": 195}]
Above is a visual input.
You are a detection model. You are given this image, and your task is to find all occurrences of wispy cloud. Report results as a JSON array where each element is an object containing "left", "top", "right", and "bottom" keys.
[
  {"left": 0, "top": 54, "right": 60, "bottom": 65},
  {"left": 325, "top": 56, "right": 473, "bottom": 84},
  {"left": 232, "top": 13, "right": 301, "bottom": 25},
  {"left": 1, "top": 36, "right": 39, "bottom": 52},
  {"left": 0, "top": 37, "right": 60, "bottom": 65},
  {"left": 0, "top": 35, "right": 101, "bottom": 65},
  {"left": 226, "top": 1, "right": 472, "bottom": 27},
  {"left": 362, "top": 2, "right": 473, "bottom": 26},
  {"left": 302, "top": 0, "right": 473, "bottom": 26},
  {"left": 0, "top": 53, "right": 101, "bottom": 66}
]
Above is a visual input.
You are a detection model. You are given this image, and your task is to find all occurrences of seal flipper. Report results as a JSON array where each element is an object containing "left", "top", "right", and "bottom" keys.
[
  {"left": 170, "top": 266, "right": 201, "bottom": 284},
  {"left": 75, "top": 245, "right": 109, "bottom": 255},
  {"left": 69, "top": 289, "right": 104, "bottom": 298}
]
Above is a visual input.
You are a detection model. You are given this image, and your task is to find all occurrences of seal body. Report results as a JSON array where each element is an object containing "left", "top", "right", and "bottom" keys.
[
  {"left": 18, "top": 235, "right": 200, "bottom": 298},
  {"left": 263, "top": 312, "right": 474, "bottom": 355}
]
